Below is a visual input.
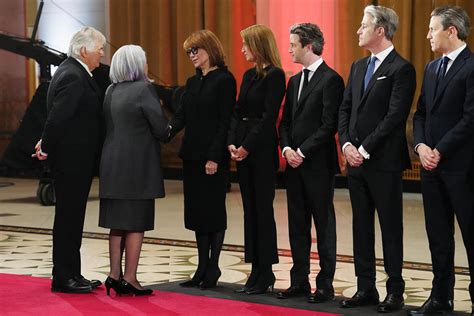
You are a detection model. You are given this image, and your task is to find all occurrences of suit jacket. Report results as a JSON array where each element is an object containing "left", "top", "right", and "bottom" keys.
[
  {"left": 413, "top": 46, "right": 474, "bottom": 174},
  {"left": 170, "top": 66, "right": 236, "bottom": 163},
  {"left": 42, "top": 57, "right": 102, "bottom": 171},
  {"left": 279, "top": 62, "right": 344, "bottom": 174},
  {"left": 338, "top": 49, "right": 416, "bottom": 172},
  {"left": 99, "top": 81, "right": 169, "bottom": 199},
  {"left": 227, "top": 65, "right": 286, "bottom": 153}
]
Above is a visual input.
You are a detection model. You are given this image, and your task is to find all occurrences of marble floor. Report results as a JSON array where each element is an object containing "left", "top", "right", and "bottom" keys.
[{"left": 0, "top": 177, "right": 472, "bottom": 313}]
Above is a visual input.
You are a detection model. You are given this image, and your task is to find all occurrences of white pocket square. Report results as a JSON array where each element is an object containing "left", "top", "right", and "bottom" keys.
[{"left": 377, "top": 76, "right": 387, "bottom": 80}]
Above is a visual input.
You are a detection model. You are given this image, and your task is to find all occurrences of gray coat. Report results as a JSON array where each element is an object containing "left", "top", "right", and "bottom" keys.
[{"left": 99, "top": 81, "right": 169, "bottom": 199}]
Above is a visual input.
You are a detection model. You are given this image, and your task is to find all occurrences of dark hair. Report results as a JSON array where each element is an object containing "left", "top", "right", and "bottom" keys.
[
  {"left": 289, "top": 23, "right": 325, "bottom": 55},
  {"left": 431, "top": 5, "right": 471, "bottom": 41}
]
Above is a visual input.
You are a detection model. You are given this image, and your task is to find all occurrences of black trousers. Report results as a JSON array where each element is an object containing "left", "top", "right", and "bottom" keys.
[
  {"left": 286, "top": 166, "right": 336, "bottom": 289},
  {"left": 420, "top": 169, "right": 474, "bottom": 302},
  {"left": 347, "top": 167, "right": 405, "bottom": 295},
  {"left": 237, "top": 146, "right": 279, "bottom": 265},
  {"left": 51, "top": 147, "right": 95, "bottom": 281}
]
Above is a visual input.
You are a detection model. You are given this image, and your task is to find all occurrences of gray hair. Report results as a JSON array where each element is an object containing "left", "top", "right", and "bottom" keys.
[
  {"left": 67, "top": 26, "right": 106, "bottom": 58},
  {"left": 289, "top": 23, "right": 325, "bottom": 55},
  {"left": 431, "top": 5, "right": 471, "bottom": 41},
  {"left": 109, "top": 45, "right": 150, "bottom": 83},
  {"left": 364, "top": 5, "right": 399, "bottom": 41}
]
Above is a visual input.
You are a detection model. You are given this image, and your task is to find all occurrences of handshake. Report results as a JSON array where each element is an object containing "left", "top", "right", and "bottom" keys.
[{"left": 228, "top": 144, "right": 248, "bottom": 161}]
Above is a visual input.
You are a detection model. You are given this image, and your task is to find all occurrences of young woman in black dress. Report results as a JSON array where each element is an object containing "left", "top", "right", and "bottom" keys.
[
  {"left": 227, "top": 24, "right": 286, "bottom": 295},
  {"left": 169, "top": 30, "right": 236, "bottom": 289}
]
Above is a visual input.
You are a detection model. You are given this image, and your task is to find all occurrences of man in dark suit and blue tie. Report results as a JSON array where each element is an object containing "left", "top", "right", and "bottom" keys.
[
  {"left": 277, "top": 23, "right": 344, "bottom": 303},
  {"left": 410, "top": 6, "right": 474, "bottom": 315},
  {"left": 338, "top": 5, "right": 416, "bottom": 313}
]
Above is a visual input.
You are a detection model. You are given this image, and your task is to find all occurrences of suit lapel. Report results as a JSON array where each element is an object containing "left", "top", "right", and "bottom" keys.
[
  {"left": 291, "top": 72, "right": 302, "bottom": 118},
  {"left": 359, "top": 50, "right": 397, "bottom": 104},
  {"left": 353, "top": 56, "right": 369, "bottom": 112},
  {"left": 70, "top": 58, "right": 99, "bottom": 93},
  {"left": 294, "top": 62, "right": 327, "bottom": 117},
  {"left": 433, "top": 47, "right": 470, "bottom": 106}
]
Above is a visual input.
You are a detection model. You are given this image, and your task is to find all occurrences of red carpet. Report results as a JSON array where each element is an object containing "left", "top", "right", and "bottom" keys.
[{"left": 0, "top": 274, "right": 339, "bottom": 315}]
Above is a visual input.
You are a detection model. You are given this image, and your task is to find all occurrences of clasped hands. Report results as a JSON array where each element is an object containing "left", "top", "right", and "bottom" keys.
[
  {"left": 228, "top": 145, "right": 248, "bottom": 161},
  {"left": 417, "top": 144, "right": 441, "bottom": 171},
  {"left": 343, "top": 144, "right": 364, "bottom": 167},
  {"left": 284, "top": 148, "right": 303, "bottom": 168}
]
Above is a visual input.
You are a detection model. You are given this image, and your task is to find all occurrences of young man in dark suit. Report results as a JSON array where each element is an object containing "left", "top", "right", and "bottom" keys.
[
  {"left": 410, "top": 6, "right": 474, "bottom": 315},
  {"left": 277, "top": 23, "right": 344, "bottom": 303},
  {"left": 338, "top": 5, "right": 416, "bottom": 313},
  {"left": 33, "top": 26, "right": 106, "bottom": 293}
]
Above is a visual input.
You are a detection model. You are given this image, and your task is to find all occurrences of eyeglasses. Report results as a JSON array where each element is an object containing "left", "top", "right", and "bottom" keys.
[{"left": 186, "top": 47, "right": 199, "bottom": 56}]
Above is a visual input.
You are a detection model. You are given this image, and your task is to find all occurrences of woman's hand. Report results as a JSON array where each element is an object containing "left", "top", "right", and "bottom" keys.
[{"left": 205, "top": 160, "right": 218, "bottom": 175}]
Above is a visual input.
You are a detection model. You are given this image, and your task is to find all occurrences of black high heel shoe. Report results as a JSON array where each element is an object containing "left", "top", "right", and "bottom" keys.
[
  {"left": 245, "top": 273, "right": 275, "bottom": 295},
  {"left": 179, "top": 268, "right": 206, "bottom": 287},
  {"left": 235, "top": 268, "right": 259, "bottom": 293},
  {"left": 120, "top": 279, "right": 153, "bottom": 296},
  {"left": 199, "top": 268, "right": 221, "bottom": 289},
  {"left": 105, "top": 276, "right": 122, "bottom": 296}
]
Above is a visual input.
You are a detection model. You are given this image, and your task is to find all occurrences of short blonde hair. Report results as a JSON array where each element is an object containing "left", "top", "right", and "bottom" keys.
[
  {"left": 240, "top": 24, "right": 282, "bottom": 77},
  {"left": 183, "top": 30, "right": 226, "bottom": 67}
]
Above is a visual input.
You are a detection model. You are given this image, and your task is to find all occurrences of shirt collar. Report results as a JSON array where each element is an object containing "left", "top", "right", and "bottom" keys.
[
  {"left": 74, "top": 57, "right": 93, "bottom": 77},
  {"left": 372, "top": 45, "right": 394, "bottom": 63},
  {"left": 445, "top": 43, "right": 467, "bottom": 62},
  {"left": 303, "top": 57, "right": 324, "bottom": 73}
]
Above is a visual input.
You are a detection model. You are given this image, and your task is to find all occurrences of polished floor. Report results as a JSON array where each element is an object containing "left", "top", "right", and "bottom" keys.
[{"left": 0, "top": 177, "right": 471, "bottom": 313}]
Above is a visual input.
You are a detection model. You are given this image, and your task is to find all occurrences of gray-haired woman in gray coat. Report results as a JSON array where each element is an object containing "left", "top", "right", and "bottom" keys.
[{"left": 99, "top": 45, "right": 169, "bottom": 296}]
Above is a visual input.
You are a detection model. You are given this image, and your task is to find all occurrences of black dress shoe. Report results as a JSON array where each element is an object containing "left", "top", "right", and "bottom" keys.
[
  {"left": 340, "top": 289, "right": 379, "bottom": 308},
  {"left": 200, "top": 268, "right": 221, "bottom": 290},
  {"left": 406, "top": 297, "right": 453, "bottom": 315},
  {"left": 276, "top": 285, "right": 310, "bottom": 299},
  {"left": 308, "top": 287, "right": 335, "bottom": 303},
  {"left": 75, "top": 275, "right": 102, "bottom": 289},
  {"left": 120, "top": 279, "right": 153, "bottom": 296},
  {"left": 377, "top": 293, "right": 404, "bottom": 313},
  {"left": 51, "top": 278, "right": 93, "bottom": 293}
]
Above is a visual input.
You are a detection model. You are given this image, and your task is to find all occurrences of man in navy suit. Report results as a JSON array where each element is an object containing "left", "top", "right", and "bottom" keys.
[
  {"left": 410, "top": 6, "right": 474, "bottom": 315},
  {"left": 33, "top": 27, "right": 105, "bottom": 293},
  {"left": 338, "top": 5, "right": 416, "bottom": 313},
  {"left": 277, "top": 23, "right": 344, "bottom": 303}
]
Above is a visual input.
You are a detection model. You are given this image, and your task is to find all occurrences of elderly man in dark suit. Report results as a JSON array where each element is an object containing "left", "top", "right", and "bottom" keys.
[
  {"left": 410, "top": 6, "right": 474, "bottom": 316},
  {"left": 33, "top": 26, "right": 106, "bottom": 293},
  {"left": 277, "top": 23, "right": 344, "bottom": 303},
  {"left": 338, "top": 5, "right": 416, "bottom": 313}
]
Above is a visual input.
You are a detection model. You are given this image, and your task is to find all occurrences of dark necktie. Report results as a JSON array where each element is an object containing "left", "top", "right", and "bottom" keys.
[
  {"left": 364, "top": 56, "right": 377, "bottom": 91},
  {"left": 302, "top": 68, "right": 310, "bottom": 91},
  {"left": 436, "top": 56, "right": 450, "bottom": 90}
]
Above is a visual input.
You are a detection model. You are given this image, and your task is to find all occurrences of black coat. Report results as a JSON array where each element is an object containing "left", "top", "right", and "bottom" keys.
[
  {"left": 338, "top": 50, "right": 416, "bottom": 172},
  {"left": 170, "top": 66, "right": 236, "bottom": 164},
  {"left": 279, "top": 62, "right": 344, "bottom": 174},
  {"left": 413, "top": 47, "right": 474, "bottom": 173}
]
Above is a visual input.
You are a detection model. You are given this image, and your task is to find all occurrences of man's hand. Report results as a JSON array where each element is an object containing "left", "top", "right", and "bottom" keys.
[
  {"left": 343, "top": 144, "right": 363, "bottom": 167},
  {"left": 418, "top": 144, "right": 439, "bottom": 171},
  {"left": 284, "top": 148, "right": 303, "bottom": 168},
  {"left": 233, "top": 146, "right": 249, "bottom": 161},
  {"left": 32, "top": 139, "right": 48, "bottom": 161},
  {"left": 205, "top": 160, "right": 218, "bottom": 175}
]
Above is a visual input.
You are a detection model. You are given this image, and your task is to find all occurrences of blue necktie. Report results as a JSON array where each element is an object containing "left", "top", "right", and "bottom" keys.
[
  {"left": 435, "top": 56, "right": 449, "bottom": 94},
  {"left": 364, "top": 56, "right": 377, "bottom": 91}
]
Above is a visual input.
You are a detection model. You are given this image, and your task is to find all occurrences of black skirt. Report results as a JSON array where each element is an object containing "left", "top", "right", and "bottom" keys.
[
  {"left": 182, "top": 159, "right": 227, "bottom": 232},
  {"left": 99, "top": 198, "right": 155, "bottom": 231}
]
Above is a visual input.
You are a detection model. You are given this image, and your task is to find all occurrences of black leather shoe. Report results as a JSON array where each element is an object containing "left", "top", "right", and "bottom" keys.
[
  {"left": 377, "top": 293, "right": 404, "bottom": 313},
  {"left": 406, "top": 297, "right": 453, "bottom": 315},
  {"left": 276, "top": 285, "right": 310, "bottom": 299},
  {"left": 308, "top": 287, "right": 335, "bottom": 303},
  {"left": 120, "top": 279, "right": 153, "bottom": 296},
  {"left": 75, "top": 275, "right": 102, "bottom": 289},
  {"left": 340, "top": 289, "right": 379, "bottom": 308},
  {"left": 246, "top": 273, "right": 276, "bottom": 295},
  {"left": 51, "top": 278, "right": 93, "bottom": 293}
]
